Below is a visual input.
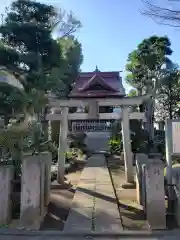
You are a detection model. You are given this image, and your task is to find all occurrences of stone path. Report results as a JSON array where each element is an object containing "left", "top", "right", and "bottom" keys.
[{"left": 63, "top": 153, "right": 123, "bottom": 233}]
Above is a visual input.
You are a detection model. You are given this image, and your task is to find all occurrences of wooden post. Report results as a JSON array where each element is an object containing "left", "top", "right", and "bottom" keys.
[
  {"left": 121, "top": 106, "right": 134, "bottom": 183},
  {"left": 57, "top": 106, "right": 68, "bottom": 183}
]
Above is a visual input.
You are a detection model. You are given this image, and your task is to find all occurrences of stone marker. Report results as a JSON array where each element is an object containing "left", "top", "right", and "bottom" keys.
[
  {"left": 0, "top": 165, "right": 13, "bottom": 225},
  {"left": 144, "top": 162, "right": 166, "bottom": 229},
  {"left": 20, "top": 153, "right": 45, "bottom": 229}
]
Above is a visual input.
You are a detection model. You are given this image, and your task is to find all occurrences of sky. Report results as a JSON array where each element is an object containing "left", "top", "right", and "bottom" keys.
[{"left": 1, "top": 0, "right": 180, "bottom": 92}]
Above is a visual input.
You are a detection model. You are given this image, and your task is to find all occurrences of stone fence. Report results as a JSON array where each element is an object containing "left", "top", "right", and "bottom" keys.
[
  {"left": 0, "top": 151, "right": 52, "bottom": 229},
  {"left": 172, "top": 171, "right": 180, "bottom": 227},
  {"left": 135, "top": 153, "right": 166, "bottom": 230}
]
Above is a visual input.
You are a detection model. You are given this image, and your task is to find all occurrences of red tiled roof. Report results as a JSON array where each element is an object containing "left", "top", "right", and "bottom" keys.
[
  {"left": 79, "top": 74, "right": 117, "bottom": 92},
  {"left": 69, "top": 69, "right": 125, "bottom": 98}
]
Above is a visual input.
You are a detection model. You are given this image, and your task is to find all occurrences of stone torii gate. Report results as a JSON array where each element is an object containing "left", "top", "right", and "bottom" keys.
[{"left": 47, "top": 95, "right": 149, "bottom": 184}]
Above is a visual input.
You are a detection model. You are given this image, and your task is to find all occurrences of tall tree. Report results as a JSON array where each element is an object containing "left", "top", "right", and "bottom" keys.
[
  {"left": 0, "top": 0, "right": 82, "bottom": 91},
  {"left": 125, "top": 35, "right": 172, "bottom": 94},
  {"left": 56, "top": 36, "right": 83, "bottom": 97},
  {"left": 0, "top": 0, "right": 62, "bottom": 91},
  {"left": 125, "top": 35, "right": 173, "bottom": 143},
  {"left": 0, "top": 0, "right": 83, "bottom": 121},
  {"left": 155, "top": 64, "right": 180, "bottom": 120}
]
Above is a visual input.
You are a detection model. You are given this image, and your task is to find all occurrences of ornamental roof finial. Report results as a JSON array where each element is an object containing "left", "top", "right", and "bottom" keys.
[{"left": 95, "top": 65, "right": 99, "bottom": 72}]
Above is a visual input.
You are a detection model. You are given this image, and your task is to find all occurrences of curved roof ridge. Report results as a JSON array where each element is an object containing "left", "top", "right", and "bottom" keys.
[{"left": 79, "top": 73, "right": 117, "bottom": 92}]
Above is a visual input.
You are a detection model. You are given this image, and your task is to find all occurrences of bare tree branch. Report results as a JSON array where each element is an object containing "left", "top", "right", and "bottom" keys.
[
  {"left": 141, "top": 0, "right": 180, "bottom": 27},
  {"left": 51, "top": 9, "right": 82, "bottom": 38}
]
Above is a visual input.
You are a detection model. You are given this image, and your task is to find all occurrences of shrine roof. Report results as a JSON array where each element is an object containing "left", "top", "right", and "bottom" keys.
[{"left": 69, "top": 67, "right": 125, "bottom": 98}]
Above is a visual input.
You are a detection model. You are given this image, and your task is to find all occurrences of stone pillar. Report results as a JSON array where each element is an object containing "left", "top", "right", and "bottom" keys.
[
  {"left": 57, "top": 106, "right": 68, "bottom": 183},
  {"left": 121, "top": 106, "right": 134, "bottom": 183},
  {"left": 41, "top": 152, "right": 52, "bottom": 206},
  {"left": 135, "top": 153, "right": 148, "bottom": 205},
  {"left": 144, "top": 162, "right": 166, "bottom": 229},
  {"left": 20, "top": 153, "right": 45, "bottom": 229},
  {"left": 0, "top": 166, "right": 13, "bottom": 225}
]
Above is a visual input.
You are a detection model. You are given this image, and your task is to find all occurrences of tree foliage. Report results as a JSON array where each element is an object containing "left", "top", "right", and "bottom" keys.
[
  {"left": 126, "top": 35, "right": 180, "bottom": 123},
  {"left": 0, "top": 0, "right": 83, "bottom": 121},
  {"left": 56, "top": 36, "right": 83, "bottom": 97},
  {"left": 125, "top": 35, "right": 173, "bottom": 95},
  {"left": 155, "top": 64, "right": 180, "bottom": 120}
]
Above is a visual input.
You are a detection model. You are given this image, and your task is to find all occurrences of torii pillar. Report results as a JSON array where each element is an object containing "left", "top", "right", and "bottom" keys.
[{"left": 121, "top": 106, "right": 134, "bottom": 183}]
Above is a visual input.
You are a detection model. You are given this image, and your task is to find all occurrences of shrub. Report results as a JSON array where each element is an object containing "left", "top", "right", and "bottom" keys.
[{"left": 108, "top": 138, "right": 121, "bottom": 154}]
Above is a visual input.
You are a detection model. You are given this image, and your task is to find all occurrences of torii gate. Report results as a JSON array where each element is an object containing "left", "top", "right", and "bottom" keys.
[{"left": 46, "top": 95, "right": 149, "bottom": 184}]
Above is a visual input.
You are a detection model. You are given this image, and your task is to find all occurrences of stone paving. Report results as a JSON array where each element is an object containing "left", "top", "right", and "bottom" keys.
[{"left": 63, "top": 153, "right": 123, "bottom": 233}]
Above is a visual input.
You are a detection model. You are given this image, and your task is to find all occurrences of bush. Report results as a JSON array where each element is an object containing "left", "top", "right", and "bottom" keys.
[
  {"left": 108, "top": 138, "right": 121, "bottom": 154},
  {"left": 68, "top": 133, "right": 87, "bottom": 148}
]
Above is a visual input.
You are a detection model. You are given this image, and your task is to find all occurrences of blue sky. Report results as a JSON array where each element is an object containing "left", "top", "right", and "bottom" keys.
[{"left": 1, "top": 0, "right": 180, "bottom": 92}]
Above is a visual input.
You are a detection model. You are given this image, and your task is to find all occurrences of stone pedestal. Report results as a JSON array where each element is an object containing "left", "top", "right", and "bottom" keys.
[
  {"left": 20, "top": 153, "right": 45, "bottom": 229},
  {"left": 57, "top": 106, "right": 68, "bottom": 183},
  {"left": 144, "top": 162, "right": 166, "bottom": 229},
  {"left": 121, "top": 106, "right": 133, "bottom": 183},
  {"left": 0, "top": 165, "right": 13, "bottom": 225}
]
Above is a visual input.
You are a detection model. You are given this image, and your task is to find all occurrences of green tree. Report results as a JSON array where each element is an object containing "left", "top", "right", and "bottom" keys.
[
  {"left": 155, "top": 64, "right": 180, "bottom": 120},
  {"left": 0, "top": 0, "right": 83, "bottom": 122},
  {"left": 56, "top": 36, "right": 83, "bottom": 97},
  {"left": 0, "top": 0, "right": 82, "bottom": 91},
  {"left": 125, "top": 36, "right": 173, "bottom": 143},
  {"left": 125, "top": 35, "right": 172, "bottom": 94}
]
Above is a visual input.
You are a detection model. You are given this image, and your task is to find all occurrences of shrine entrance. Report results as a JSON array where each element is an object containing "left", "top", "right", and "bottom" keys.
[
  {"left": 47, "top": 96, "right": 148, "bottom": 183},
  {"left": 46, "top": 68, "right": 150, "bottom": 184}
]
